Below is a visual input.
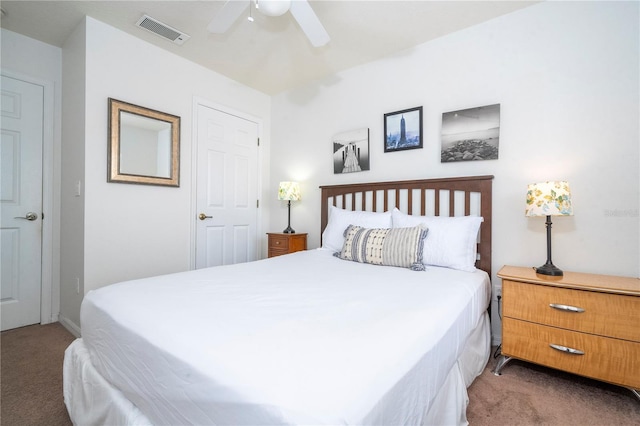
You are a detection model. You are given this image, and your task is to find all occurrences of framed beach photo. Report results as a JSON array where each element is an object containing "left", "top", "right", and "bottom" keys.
[
  {"left": 441, "top": 104, "right": 500, "bottom": 162},
  {"left": 384, "top": 106, "right": 423, "bottom": 153},
  {"left": 332, "top": 128, "right": 370, "bottom": 174}
]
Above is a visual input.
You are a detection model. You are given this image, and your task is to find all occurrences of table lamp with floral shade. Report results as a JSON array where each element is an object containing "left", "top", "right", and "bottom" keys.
[
  {"left": 525, "top": 181, "right": 573, "bottom": 276},
  {"left": 278, "top": 181, "right": 301, "bottom": 233}
]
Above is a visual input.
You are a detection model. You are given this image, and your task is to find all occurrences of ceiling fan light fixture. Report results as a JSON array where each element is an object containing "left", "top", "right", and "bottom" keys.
[
  {"left": 259, "top": 0, "right": 291, "bottom": 17},
  {"left": 207, "top": 0, "right": 329, "bottom": 48}
]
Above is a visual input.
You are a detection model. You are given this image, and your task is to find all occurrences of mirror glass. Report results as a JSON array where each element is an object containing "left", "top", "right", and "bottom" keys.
[
  {"left": 108, "top": 98, "right": 180, "bottom": 187},
  {"left": 119, "top": 112, "right": 172, "bottom": 178}
]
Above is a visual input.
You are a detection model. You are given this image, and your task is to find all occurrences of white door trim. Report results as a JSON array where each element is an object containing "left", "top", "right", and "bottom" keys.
[
  {"left": 190, "top": 97, "right": 263, "bottom": 269},
  {"left": 1, "top": 69, "right": 56, "bottom": 325}
]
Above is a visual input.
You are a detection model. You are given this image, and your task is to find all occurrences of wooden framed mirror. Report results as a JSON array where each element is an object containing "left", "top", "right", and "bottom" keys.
[{"left": 108, "top": 98, "right": 180, "bottom": 187}]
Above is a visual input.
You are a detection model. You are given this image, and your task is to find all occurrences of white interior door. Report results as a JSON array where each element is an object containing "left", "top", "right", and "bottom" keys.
[
  {"left": 195, "top": 103, "right": 259, "bottom": 268},
  {"left": 1, "top": 75, "right": 44, "bottom": 331}
]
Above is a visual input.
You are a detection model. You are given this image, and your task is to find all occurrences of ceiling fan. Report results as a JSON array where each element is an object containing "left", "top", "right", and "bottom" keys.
[{"left": 207, "top": 0, "right": 330, "bottom": 47}]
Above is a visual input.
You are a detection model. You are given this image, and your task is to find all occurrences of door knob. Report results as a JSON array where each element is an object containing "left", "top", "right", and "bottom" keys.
[
  {"left": 15, "top": 212, "right": 38, "bottom": 221},
  {"left": 198, "top": 213, "right": 213, "bottom": 221}
]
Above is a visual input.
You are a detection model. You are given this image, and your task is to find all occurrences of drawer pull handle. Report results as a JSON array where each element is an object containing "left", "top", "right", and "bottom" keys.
[
  {"left": 549, "top": 343, "right": 584, "bottom": 355},
  {"left": 549, "top": 303, "right": 585, "bottom": 313}
]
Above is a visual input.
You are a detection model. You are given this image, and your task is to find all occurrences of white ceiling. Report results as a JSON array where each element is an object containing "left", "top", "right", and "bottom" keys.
[{"left": 0, "top": 1, "right": 538, "bottom": 95}]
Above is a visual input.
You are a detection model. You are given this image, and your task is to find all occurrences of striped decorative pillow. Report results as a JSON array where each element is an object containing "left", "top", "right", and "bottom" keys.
[{"left": 335, "top": 224, "right": 428, "bottom": 271}]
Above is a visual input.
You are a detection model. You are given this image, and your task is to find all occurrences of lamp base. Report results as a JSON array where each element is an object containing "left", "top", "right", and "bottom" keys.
[
  {"left": 283, "top": 200, "right": 295, "bottom": 234},
  {"left": 535, "top": 262, "right": 563, "bottom": 276}
]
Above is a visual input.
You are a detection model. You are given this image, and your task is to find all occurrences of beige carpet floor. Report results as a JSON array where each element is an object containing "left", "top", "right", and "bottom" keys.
[
  {"left": 467, "top": 349, "right": 640, "bottom": 425},
  {"left": 1, "top": 322, "right": 75, "bottom": 426},
  {"left": 1, "top": 323, "right": 638, "bottom": 425}
]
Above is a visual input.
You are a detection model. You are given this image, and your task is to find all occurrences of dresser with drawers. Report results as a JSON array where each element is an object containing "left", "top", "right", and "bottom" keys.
[{"left": 495, "top": 265, "right": 640, "bottom": 399}]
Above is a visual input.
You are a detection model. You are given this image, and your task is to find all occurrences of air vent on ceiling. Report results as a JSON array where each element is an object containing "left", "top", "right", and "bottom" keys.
[{"left": 135, "top": 15, "right": 190, "bottom": 45}]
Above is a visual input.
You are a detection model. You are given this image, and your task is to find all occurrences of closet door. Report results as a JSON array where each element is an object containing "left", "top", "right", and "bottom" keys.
[
  {"left": 195, "top": 103, "right": 259, "bottom": 268},
  {"left": 1, "top": 74, "right": 44, "bottom": 330}
]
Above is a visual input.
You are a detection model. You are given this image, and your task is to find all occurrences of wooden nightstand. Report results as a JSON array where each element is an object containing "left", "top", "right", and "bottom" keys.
[
  {"left": 267, "top": 233, "right": 307, "bottom": 258},
  {"left": 494, "top": 265, "right": 640, "bottom": 399}
]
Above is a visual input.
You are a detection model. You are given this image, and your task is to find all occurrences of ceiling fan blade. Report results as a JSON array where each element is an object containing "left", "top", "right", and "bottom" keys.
[
  {"left": 207, "top": 0, "right": 250, "bottom": 34},
  {"left": 289, "top": 0, "right": 330, "bottom": 47}
]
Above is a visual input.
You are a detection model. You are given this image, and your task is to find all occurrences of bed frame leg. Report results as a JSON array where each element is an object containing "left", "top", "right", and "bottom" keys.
[{"left": 492, "top": 355, "right": 513, "bottom": 376}]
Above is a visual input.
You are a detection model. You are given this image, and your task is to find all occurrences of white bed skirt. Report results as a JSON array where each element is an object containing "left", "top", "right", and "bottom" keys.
[
  {"left": 63, "top": 337, "right": 151, "bottom": 426},
  {"left": 63, "top": 312, "right": 489, "bottom": 426}
]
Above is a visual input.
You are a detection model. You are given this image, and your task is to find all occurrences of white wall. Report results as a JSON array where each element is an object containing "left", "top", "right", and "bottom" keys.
[
  {"left": 59, "top": 17, "right": 271, "bottom": 330},
  {"left": 270, "top": 1, "right": 640, "bottom": 344},
  {"left": 60, "top": 20, "right": 87, "bottom": 330}
]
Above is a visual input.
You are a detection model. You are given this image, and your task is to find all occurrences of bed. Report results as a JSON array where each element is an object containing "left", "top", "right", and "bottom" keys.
[{"left": 63, "top": 175, "right": 494, "bottom": 425}]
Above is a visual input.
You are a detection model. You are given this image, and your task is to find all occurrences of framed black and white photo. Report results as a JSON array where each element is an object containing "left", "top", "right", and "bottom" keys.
[
  {"left": 441, "top": 104, "right": 500, "bottom": 162},
  {"left": 332, "top": 128, "right": 370, "bottom": 174},
  {"left": 384, "top": 106, "right": 423, "bottom": 153}
]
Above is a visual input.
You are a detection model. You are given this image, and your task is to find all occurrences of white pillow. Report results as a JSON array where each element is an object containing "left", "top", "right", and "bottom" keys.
[
  {"left": 391, "top": 208, "right": 483, "bottom": 272},
  {"left": 322, "top": 206, "right": 392, "bottom": 252}
]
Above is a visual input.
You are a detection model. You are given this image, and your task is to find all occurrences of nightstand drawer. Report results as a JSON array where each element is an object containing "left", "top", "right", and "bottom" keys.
[
  {"left": 503, "top": 280, "right": 640, "bottom": 341},
  {"left": 269, "top": 234, "right": 291, "bottom": 250},
  {"left": 269, "top": 247, "right": 290, "bottom": 258},
  {"left": 503, "top": 318, "right": 640, "bottom": 388}
]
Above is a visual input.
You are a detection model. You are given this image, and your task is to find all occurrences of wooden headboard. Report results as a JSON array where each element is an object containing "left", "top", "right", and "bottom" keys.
[{"left": 319, "top": 175, "right": 494, "bottom": 276}]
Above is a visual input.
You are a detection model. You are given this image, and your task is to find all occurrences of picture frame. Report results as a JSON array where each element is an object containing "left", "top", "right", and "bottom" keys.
[
  {"left": 332, "top": 128, "right": 370, "bottom": 174},
  {"left": 384, "top": 106, "right": 423, "bottom": 153},
  {"left": 108, "top": 98, "right": 180, "bottom": 187},
  {"left": 441, "top": 103, "right": 500, "bottom": 162}
]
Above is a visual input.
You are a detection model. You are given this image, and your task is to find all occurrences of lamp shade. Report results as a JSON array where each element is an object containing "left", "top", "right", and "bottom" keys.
[
  {"left": 278, "top": 181, "right": 301, "bottom": 201},
  {"left": 525, "top": 181, "right": 573, "bottom": 217}
]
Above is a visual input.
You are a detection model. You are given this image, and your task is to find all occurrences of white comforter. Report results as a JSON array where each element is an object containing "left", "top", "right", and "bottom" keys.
[{"left": 79, "top": 249, "right": 490, "bottom": 425}]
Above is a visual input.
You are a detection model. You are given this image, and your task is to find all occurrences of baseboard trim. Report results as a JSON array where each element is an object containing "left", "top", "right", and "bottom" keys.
[{"left": 58, "top": 315, "right": 81, "bottom": 338}]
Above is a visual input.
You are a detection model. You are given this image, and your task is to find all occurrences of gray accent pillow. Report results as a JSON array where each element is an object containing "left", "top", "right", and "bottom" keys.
[{"left": 334, "top": 224, "right": 428, "bottom": 271}]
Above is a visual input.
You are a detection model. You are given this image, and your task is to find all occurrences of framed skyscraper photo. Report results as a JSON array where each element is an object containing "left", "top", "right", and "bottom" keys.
[{"left": 384, "top": 106, "right": 423, "bottom": 153}]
